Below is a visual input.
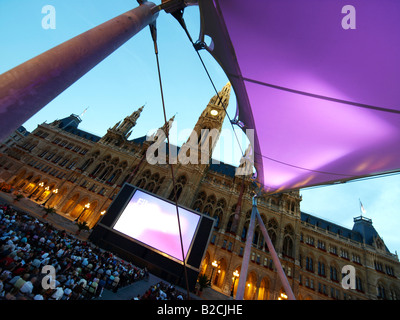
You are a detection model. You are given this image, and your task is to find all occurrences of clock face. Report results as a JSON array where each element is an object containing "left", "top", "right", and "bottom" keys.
[{"left": 210, "top": 109, "right": 218, "bottom": 116}]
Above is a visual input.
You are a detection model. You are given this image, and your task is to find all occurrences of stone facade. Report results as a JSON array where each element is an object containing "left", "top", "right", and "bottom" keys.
[{"left": 0, "top": 83, "right": 399, "bottom": 300}]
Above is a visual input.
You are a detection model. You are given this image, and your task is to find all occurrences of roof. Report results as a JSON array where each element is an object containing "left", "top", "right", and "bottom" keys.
[
  {"left": 300, "top": 212, "right": 390, "bottom": 252},
  {"left": 57, "top": 114, "right": 81, "bottom": 130},
  {"left": 63, "top": 126, "right": 100, "bottom": 142},
  {"left": 56, "top": 114, "right": 100, "bottom": 142},
  {"left": 301, "top": 212, "right": 363, "bottom": 242},
  {"left": 209, "top": 161, "right": 236, "bottom": 177},
  {"left": 131, "top": 135, "right": 147, "bottom": 145},
  {"left": 129, "top": 136, "right": 237, "bottom": 177},
  {"left": 17, "top": 126, "right": 30, "bottom": 136},
  {"left": 352, "top": 216, "right": 390, "bottom": 252}
]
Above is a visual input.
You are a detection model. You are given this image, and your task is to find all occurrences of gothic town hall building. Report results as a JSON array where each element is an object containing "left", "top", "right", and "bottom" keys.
[{"left": 0, "top": 83, "right": 399, "bottom": 300}]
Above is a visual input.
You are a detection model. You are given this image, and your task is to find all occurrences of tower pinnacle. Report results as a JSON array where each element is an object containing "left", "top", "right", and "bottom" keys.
[
  {"left": 115, "top": 105, "right": 144, "bottom": 135},
  {"left": 180, "top": 83, "right": 231, "bottom": 165}
]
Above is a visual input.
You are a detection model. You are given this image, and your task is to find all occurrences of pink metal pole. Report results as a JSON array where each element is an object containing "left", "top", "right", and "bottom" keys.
[
  {"left": 0, "top": 2, "right": 158, "bottom": 140},
  {"left": 256, "top": 210, "right": 296, "bottom": 300},
  {"left": 235, "top": 196, "right": 257, "bottom": 300}
]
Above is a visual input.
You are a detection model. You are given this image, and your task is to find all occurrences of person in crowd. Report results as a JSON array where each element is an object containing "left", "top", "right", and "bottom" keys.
[
  {"left": 136, "top": 281, "right": 187, "bottom": 300},
  {"left": 0, "top": 202, "right": 145, "bottom": 300}
]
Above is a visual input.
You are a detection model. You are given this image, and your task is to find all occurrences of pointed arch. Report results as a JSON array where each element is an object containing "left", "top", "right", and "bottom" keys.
[
  {"left": 90, "top": 162, "right": 105, "bottom": 177},
  {"left": 244, "top": 271, "right": 258, "bottom": 300},
  {"left": 212, "top": 207, "right": 223, "bottom": 229},
  {"left": 99, "top": 165, "right": 114, "bottom": 181},
  {"left": 257, "top": 277, "right": 271, "bottom": 300},
  {"left": 79, "top": 158, "right": 94, "bottom": 171},
  {"left": 212, "top": 258, "right": 227, "bottom": 289},
  {"left": 107, "top": 169, "right": 122, "bottom": 185},
  {"left": 69, "top": 196, "right": 90, "bottom": 219},
  {"left": 168, "top": 174, "right": 187, "bottom": 202},
  {"left": 282, "top": 224, "right": 295, "bottom": 257},
  {"left": 192, "top": 191, "right": 207, "bottom": 212},
  {"left": 61, "top": 193, "right": 80, "bottom": 213}
]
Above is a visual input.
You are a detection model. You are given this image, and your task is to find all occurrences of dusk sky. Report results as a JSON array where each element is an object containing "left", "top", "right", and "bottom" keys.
[{"left": 1, "top": 0, "right": 399, "bottom": 253}]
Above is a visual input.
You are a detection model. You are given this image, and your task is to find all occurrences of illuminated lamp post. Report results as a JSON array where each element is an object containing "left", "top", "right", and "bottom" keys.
[
  {"left": 278, "top": 292, "right": 288, "bottom": 300},
  {"left": 42, "top": 188, "right": 58, "bottom": 206},
  {"left": 36, "top": 186, "right": 49, "bottom": 201},
  {"left": 210, "top": 260, "right": 219, "bottom": 284},
  {"left": 28, "top": 182, "right": 44, "bottom": 199},
  {"left": 75, "top": 203, "right": 90, "bottom": 222},
  {"left": 231, "top": 270, "right": 240, "bottom": 297}
]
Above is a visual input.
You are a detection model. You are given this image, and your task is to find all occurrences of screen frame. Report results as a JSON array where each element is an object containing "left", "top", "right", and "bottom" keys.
[{"left": 99, "top": 184, "right": 212, "bottom": 267}]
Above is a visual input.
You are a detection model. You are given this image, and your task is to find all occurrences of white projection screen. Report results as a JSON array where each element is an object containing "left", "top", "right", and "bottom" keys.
[{"left": 112, "top": 189, "right": 201, "bottom": 262}]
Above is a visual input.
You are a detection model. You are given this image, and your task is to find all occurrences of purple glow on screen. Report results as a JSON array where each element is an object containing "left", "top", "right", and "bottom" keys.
[{"left": 113, "top": 190, "right": 200, "bottom": 261}]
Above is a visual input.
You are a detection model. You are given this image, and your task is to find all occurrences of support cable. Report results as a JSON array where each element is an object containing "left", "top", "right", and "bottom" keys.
[
  {"left": 168, "top": 11, "right": 298, "bottom": 300},
  {"left": 171, "top": 10, "right": 246, "bottom": 159},
  {"left": 149, "top": 22, "right": 191, "bottom": 300}
]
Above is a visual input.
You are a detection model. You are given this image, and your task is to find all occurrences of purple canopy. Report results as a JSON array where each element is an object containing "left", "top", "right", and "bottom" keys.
[{"left": 198, "top": 0, "right": 400, "bottom": 193}]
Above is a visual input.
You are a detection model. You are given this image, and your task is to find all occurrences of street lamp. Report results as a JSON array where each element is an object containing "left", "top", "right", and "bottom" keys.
[
  {"left": 231, "top": 270, "right": 240, "bottom": 297},
  {"left": 28, "top": 182, "right": 44, "bottom": 198},
  {"left": 278, "top": 292, "right": 288, "bottom": 300},
  {"left": 210, "top": 260, "right": 219, "bottom": 284},
  {"left": 42, "top": 188, "right": 58, "bottom": 206},
  {"left": 75, "top": 202, "right": 90, "bottom": 222},
  {"left": 36, "top": 186, "right": 49, "bottom": 201}
]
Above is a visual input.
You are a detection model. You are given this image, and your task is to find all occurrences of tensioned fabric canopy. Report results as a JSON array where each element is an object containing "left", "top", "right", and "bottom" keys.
[{"left": 198, "top": 0, "right": 400, "bottom": 193}]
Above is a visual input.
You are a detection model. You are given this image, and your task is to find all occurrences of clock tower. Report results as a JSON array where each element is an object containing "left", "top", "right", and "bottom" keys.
[{"left": 180, "top": 82, "right": 231, "bottom": 164}]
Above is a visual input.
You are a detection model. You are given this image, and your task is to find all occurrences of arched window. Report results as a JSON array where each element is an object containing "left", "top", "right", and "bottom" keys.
[
  {"left": 144, "top": 181, "right": 156, "bottom": 192},
  {"left": 135, "top": 170, "right": 151, "bottom": 189},
  {"left": 282, "top": 225, "right": 294, "bottom": 257},
  {"left": 377, "top": 282, "right": 386, "bottom": 300},
  {"left": 241, "top": 210, "right": 252, "bottom": 241},
  {"left": 106, "top": 169, "right": 122, "bottom": 184},
  {"left": 241, "top": 222, "right": 248, "bottom": 240},
  {"left": 192, "top": 191, "right": 206, "bottom": 212},
  {"left": 144, "top": 173, "right": 163, "bottom": 194},
  {"left": 203, "top": 204, "right": 213, "bottom": 216},
  {"left": 356, "top": 276, "right": 364, "bottom": 292},
  {"left": 282, "top": 236, "right": 294, "bottom": 257},
  {"left": 111, "top": 157, "right": 119, "bottom": 166},
  {"left": 119, "top": 161, "right": 128, "bottom": 169},
  {"left": 216, "top": 198, "right": 226, "bottom": 209},
  {"left": 103, "top": 154, "right": 112, "bottom": 162},
  {"left": 99, "top": 166, "right": 114, "bottom": 181},
  {"left": 168, "top": 175, "right": 187, "bottom": 202},
  {"left": 213, "top": 208, "right": 223, "bottom": 229},
  {"left": 153, "top": 177, "right": 164, "bottom": 194},
  {"left": 253, "top": 226, "right": 260, "bottom": 246},
  {"left": 90, "top": 162, "right": 105, "bottom": 177},
  {"left": 80, "top": 158, "right": 94, "bottom": 171},
  {"left": 265, "top": 218, "right": 278, "bottom": 251},
  {"left": 317, "top": 260, "right": 326, "bottom": 276},
  {"left": 306, "top": 257, "right": 314, "bottom": 272},
  {"left": 226, "top": 203, "right": 239, "bottom": 233},
  {"left": 137, "top": 178, "right": 146, "bottom": 189}
]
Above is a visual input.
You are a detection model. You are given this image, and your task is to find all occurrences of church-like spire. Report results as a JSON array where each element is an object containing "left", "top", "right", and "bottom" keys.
[
  {"left": 208, "top": 82, "right": 231, "bottom": 110},
  {"left": 114, "top": 105, "right": 144, "bottom": 136},
  {"left": 179, "top": 83, "right": 231, "bottom": 166},
  {"left": 100, "top": 105, "right": 145, "bottom": 146},
  {"left": 149, "top": 114, "right": 175, "bottom": 142}
]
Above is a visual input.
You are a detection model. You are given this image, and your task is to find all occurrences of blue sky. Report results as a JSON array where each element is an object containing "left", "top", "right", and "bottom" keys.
[{"left": 1, "top": 0, "right": 399, "bottom": 254}]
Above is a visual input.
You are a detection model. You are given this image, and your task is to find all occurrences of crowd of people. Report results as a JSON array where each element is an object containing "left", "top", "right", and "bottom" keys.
[
  {"left": 0, "top": 202, "right": 146, "bottom": 300},
  {"left": 135, "top": 281, "right": 186, "bottom": 300}
]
